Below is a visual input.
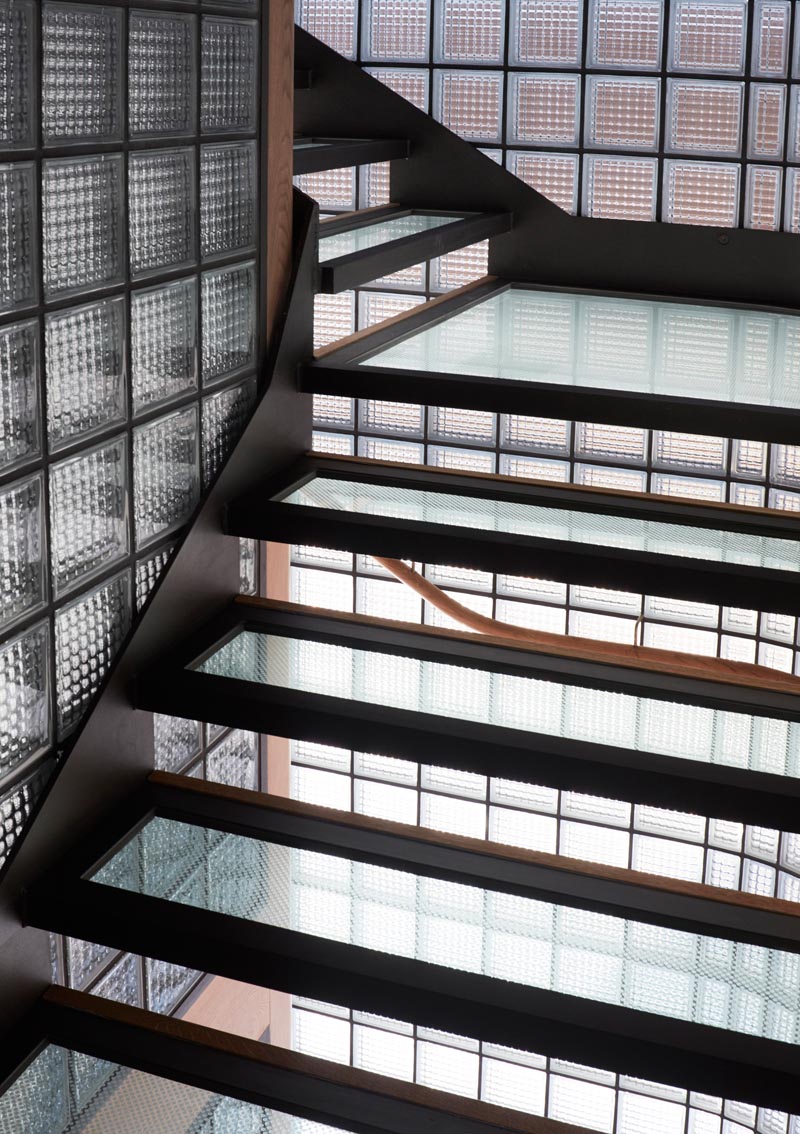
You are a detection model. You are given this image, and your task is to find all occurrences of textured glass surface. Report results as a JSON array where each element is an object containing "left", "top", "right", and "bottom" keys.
[
  {"left": 199, "top": 629, "right": 800, "bottom": 779},
  {"left": 364, "top": 288, "right": 800, "bottom": 411},
  {"left": 0, "top": 0, "right": 35, "bottom": 147},
  {"left": 0, "top": 162, "right": 37, "bottom": 313},
  {"left": 154, "top": 713, "right": 201, "bottom": 773},
  {"left": 666, "top": 79, "right": 744, "bottom": 157},
  {"left": 92, "top": 952, "right": 140, "bottom": 1006},
  {"left": 0, "top": 761, "right": 51, "bottom": 868},
  {"left": 0, "top": 473, "right": 45, "bottom": 629},
  {"left": 201, "top": 261, "right": 257, "bottom": 383},
  {"left": 588, "top": 0, "right": 662, "bottom": 68},
  {"left": 0, "top": 319, "right": 40, "bottom": 472},
  {"left": 129, "top": 148, "right": 196, "bottom": 277},
  {"left": 201, "top": 377, "right": 256, "bottom": 485},
  {"left": 434, "top": 70, "right": 503, "bottom": 142},
  {"left": 0, "top": 621, "right": 50, "bottom": 779},
  {"left": 207, "top": 728, "right": 258, "bottom": 788},
  {"left": 508, "top": 73, "right": 580, "bottom": 145},
  {"left": 583, "top": 154, "right": 657, "bottom": 220},
  {"left": 240, "top": 537, "right": 257, "bottom": 594},
  {"left": 200, "top": 142, "right": 257, "bottom": 259},
  {"left": 363, "top": 0, "right": 431, "bottom": 61},
  {"left": 585, "top": 76, "right": 660, "bottom": 150},
  {"left": 66, "top": 936, "right": 114, "bottom": 989},
  {"left": 42, "top": 3, "right": 123, "bottom": 143},
  {"left": 97, "top": 814, "right": 800, "bottom": 1043},
  {"left": 669, "top": 0, "right": 746, "bottom": 74},
  {"left": 42, "top": 154, "right": 124, "bottom": 299},
  {"left": 511, "top": 0, "right": 582, "bottom": 66},
  {"left": 129, "top": 10, "right": 196, "bottom": 137},
  {"left": 663, "top": 159, "right": 740, "bottom": 226},
  {"left": 135, "top": 544, "right": 174, "bottom": 610},
  {"left": 435, "top": 0, "right": 505, "bottom": 63},
  {"left": 201, "top": 17, "right": 257, "bottom": 132},
  {"left": 133, "top": 406, "right": 200, "bottom": 549},
  {"left": 299, "top": 0, "right": 357, "bottom": 57},
  {"left": 49, "top": 439, "right": 129, "bottom": 598},
  {"left": 320, "top": 215, "right": 457, "bottom": 262},
  {"left": 146, "top": 957, "right": 199, "bottom": 1014},
  {"left": 132, "top": 279, "right": 198, "bottom": 415},
  {"left": 45, "top": 298, "right": 126, "bottom": 452}
]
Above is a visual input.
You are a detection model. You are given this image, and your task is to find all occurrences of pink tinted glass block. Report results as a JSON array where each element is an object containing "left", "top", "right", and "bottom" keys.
[
  {"left": 364, "top": 0, "right": 430, "bottom": 60},
  {"left": 508, "top": 150, "right": 578, "bottom": 212},
  {"left": 584, "top": 155, "right": 657, "bottom": 220},
  {"left": 297, "top": 0, "right": 356, "bottom": 58},
  {"left": 670, "top": 0, "right": 746, "bottom": 73},
  {"left": 664, "top": 160, "right": 740, "bottom": 226},
  {"left": 752, "top": 0, "right": 790, "bottom": 76},
  {"left": 589, "top": 0, "right": 663, "bottom": 69},
  {"left": 748, "top": 84, "right": 785, "bottom": 158},
  {"left": 745, "top": 165, "right": 782, "bottom": 230},
  {"left": 435, "top": 71, "right": 503, "bottom": 142},
  {"left": 667, "top": 79, "right": 743, "bottom": 155},
  {"left": 785, "top": 169, "right": 800, "bottom": 233},
  {"left": 437, "top": 0, "right": 504, "bottom": 62},
  {"left": 366, "top": 68, "right": 429, "bottom": 110},
  {"left": 586, "top": 76, "right": 660, "bottom": 149},
  {"left": 509, "top": 73, "right": 580, "bottom": 144},
  {"left": 511, "top": 0, "right": 581, "bottom": 66}
]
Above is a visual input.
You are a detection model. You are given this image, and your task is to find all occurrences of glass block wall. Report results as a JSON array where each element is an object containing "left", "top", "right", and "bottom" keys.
[
  {"left": 0, "top": 0, "right": 263, "bottom": 870},
  {"left": 297, "top": 0, "right": 800, "bottom": 230}
]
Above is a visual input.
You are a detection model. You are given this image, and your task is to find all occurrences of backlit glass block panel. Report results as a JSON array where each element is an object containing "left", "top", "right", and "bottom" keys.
[
  {"left": 0, "top": 319, "right": 40, "bottom": 473},
  {"left": 201, "top": 261, "right": 257, "bottom": 383},
  {"left": 0, "top": 474, "right": 45, "bottom": 630},
  {"left": 154, "top": 712, "right": 200, "bottom": 772},
  {"left": 508, "top": 73, "right": 580, "bottom": 145},
  {"left": 135, "top": 543, "right": 174, "bottom": 610},
  {"left": 0, "top": 761, "right": 51, "bottom": 868},
  {"left": 42, "top": 3, "right": 123, "bottom": 143},
  {"left": 748, "top": 83, "right": 786, "bottom": 158},
  {"left": 583, "top": 155, "right": 658, "bottom": 220},
  {"left": 128, "top": 10, "right": 196, "bottom": 137},
  {"left": 785, "top": 167, "right": 800, "bottom": 233},
  {"left": 49, "top": 438, "right": 129, "bottom": 597},
  {"left": 200, "top": 142, "right": 257, "bottom": 259},
  {"left": 45, "top": 297, "right": 127, "bottom": 451},
  {"left": 669, "top": 0, "right": 747, "bottom": 74},
  {"left": 663, "top": 160, "right": 740, "bottom": 226},
  {"left": 431, "top": 240, "right": 489, "bottom": 290},
  {"left": 507, "top": 150, "right": 578, "bottom": 213},
  {"left": 434, "top": 70, "right": 503, "bottom": 142},
  {"left": 366, "top": 68, "right": 429, "bottom": 110},
  {"left": 133, "top": 406, "right": 200, "bottom": 548},
  {"left": 361, "top": 161, "right": 392, "bottom": 209},
  {"left": 788, "top": 86, "right": 800, "bottom": 160},
  {"left": 201, "top": 377, "right": 257, "bottom": 484},
  {"left": 359, "top": 292, "right": 425, "bottom": 326},
  {"left": 145, "top": 958, "right": 199, "bottom": 1014},
  {"left": 297, "top": 0, "right": 357, "bottom": 58},
  {"left": 745, "top": 165, "right": 782, "bottom": 230},
  {"left": 510, "top": 0, "right": 582, "bottom": 66},
  {"left": 752, "top": 0, "right": 790, "bottom": 76},
  {"left": 129, "top": 148, "right": 196, "bottom": 278},
  {"left": 66, "top": 936, "right": 114, "bottom": 989},
  {"left": 588, "top": 0, "right": 663, "bottom": 69},
  {"left": 132, "top": 278, "right": 198, "bottom": 415},
  {"left": 362, "top": 0, "right": 431, "bottom": 60},
  {"left": 42, "top": 154, "right": 124, "bottom": 299},
  {"left": 314, "top": 292, "right": 356, "bottom": 349},
  {"left": 435, "top": 0, "right": 505, "bottom": 64},
  {"left": 295, "top": 168, "right": 356, "bottom": 211},
  {"left": 585, "top": 76, "right": 660, "bottom": 149},
  {"left": 0, "top": 0, "right": 35, "bottom": 147},
  {"left": 666, "top": 79, "right": 743, "bottom": 156},
  {"left": 93, "top": 952, "right": 140, "bottom": 1006},
  {"left": 0, "top": 162, "right": 36, "bottom": 313},
  {"left": 201, "top": 17, "right": 257, "bottom": 132},
  {"left": 207, "top": 728, "right": 258, "bottom": 788},
  {"left": 55, "top": 570, "right": 131, "bottom": 736}
]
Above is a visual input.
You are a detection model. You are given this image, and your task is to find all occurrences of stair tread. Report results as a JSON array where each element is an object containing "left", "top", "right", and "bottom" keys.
[{"left": 294, "top": 136, "right": 411, "bottom": 175}]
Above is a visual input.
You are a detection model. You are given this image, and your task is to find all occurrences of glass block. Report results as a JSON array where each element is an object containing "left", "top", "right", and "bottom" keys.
[
  {"left": 295, "top": 167, "right": 356, "bottom": 211},
  {"left": 201, "top": 377, "right": 256, "bottom": 485},
  {"left": 135, "top": 543, "right": 174, "bottom": 610},
  {"left": 0, "top": 760, "right": 51, "bottom": 868},
  {"left": 55, "top": 570, "right": 131, "bottom": 736},
  {"left": 652, "top": 431, "right": 726, "bottom": 472},
  {"left": 0, "top": 162, "right": 37, "bottom": 313},
  {"left": 434, "top": 70, "right": 503, "bottom": 142},
  {"left": 42, "top": 3, "right": 123, "bottom": 143},
  {"left": 201, "top": 261, "right": 257, "bottom": 383},
  {"left": 359, "top": 293, "right": 425, "bottom": 328},
  {"left": 42, "top": 154, "right": 124, "bottom": 299},
  {"left": 207, "top": 728, "right": 258, "bottom": 788},
  {"left": 507, "top": 150, "right": 578, "bottom": 213},
  {"left": 45, "top": 297, "right": 126, "bottom": 452},
  {"left": 66, "top": 937, "right": 114, "bottom": 990},
  {"left": 92, "top": 953, "right": 140, "bottom": 1006},
  {"left": 366, "top": 67, "right": 429, "bottom": 110},
  {"left": 753, "top": 0, "right": 791, "bottom": 76},
  {"left": 0, "top": 319, "right": 40, "bottom": 473},
  {"left": 133, "top": 406, "right": 200, "bottom": 549},
  {"left": 510, "top": 0, "right": 581, "bottom": 66},
  {"left": 0, "top": 0, "right": 35, "bottom": 147},
  {"left": 435, "top": 0, "right": 505, "bottom": 63},
  {"left": 748, "top": 83, "right": 786, "bottom": 158},
  {"left": 507, "top": 73, "right": 580, "bottom": 145},
  {"left": 154, "top": 713, "right": 201, "bottom": 772},
  {"left": 0, "top": 472, "right": 45, "bottom": 630},
  {"left": 298, "top": 0, "right": 357, "bottom": 57},
  {"left": 588, "top": 0, "right": 663, "bottom": 69},
  {"left": 575, "top": 421, "right": 646, "bottom": 462},
  {"left": 666, "top": 79, "right": 744, "bottom": 156},
  {"left": 49, "top": 438, "right": 129, "bottom": 598},
  {"left": 663, "top": 160, "right": 740, "bottom": 226},
  {"left": 314, "top": 292, "right": 355, "bottom": 350},
  {"left": 145, "top": 957, "right": 199, "bottom": 1014},
  {"left": 745, "top": 165, "right": 782, "bottom": 230},
  {"left": 430, "top": 241, "right": 489, "bottom": 291},
  {"left": 132, "top": 278, "right": 198, "bottom": 415},
  {"left": 201, "top": 17, "right": 257, "bottom": 132},
  {"left": 585, "top": 76, "right": 660, "bottom": 150},
  {"left": 0, "top": 621, "right": 50, "bottom": 779},
  {"left": 129, "top": 148, "right": 196, "bottom": 278},
  {"left": 362, "top": 0, "right": 431, "bottom": 61},
  {"left": 129, "top": 10, "right": 196, "bottom": 137},
  {"left": 583, "top": 155, "right": 657, "bottom": 220},
  {"left": 788, "top": 86, "right": 800, "bottom": 161},
  {"left": 785, "top": 167, "right": 800, "bottom": 233},
  {"left": 669, "top": 0, "right": 747, "bottom": 73},
  {"left": 200, "top": 142, "right": 257, "bottom": 259},
  {"left": 360, "top": 161, "right": 392, "bottom": 209},
  {"left": 239, "top": 537, "right": 256, "bottom": 594}
]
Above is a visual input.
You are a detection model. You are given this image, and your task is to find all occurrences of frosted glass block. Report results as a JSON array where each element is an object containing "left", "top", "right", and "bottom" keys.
[
  {"left": 575, "top": 422, "right": 646, "bottom": 462},
  {"left": 748, "top": 84, "right": 786, "bottom": 158},
  {"left": 92, "top": 953, "right": 140, "bottom": 1006},
  {"left": 586, "top": 76, "right": 660, "bottom": 150},
  {"left": 652, "top": 431, "right": 726, "bottom": 471},
  {"left": 0, "top": 760, "right": 51, "bottom": 867},
  {"left": 357, "top": 436, "right": 421, "bottom": 461},
  {"left": 360, "top": 399, "right": 424, "bottom": 435},
  {"left": 0, "top": 621, "right": 50, "bottom": 778},
  {"left": 501, "top": 414, "right": 571, "bottom": 453},
  {"left": 549, "top": 1075, "right": 616, "bottom": 1131},
  {"left": 366, "top": 67, "right": 429, "bottom": 109},
  {"left": 784, "top": 168, "right": 800, "bottom": 233},
  {"left": 207, "top": 728, "right": 258, "bottom": 789},
  {"left": 0, "top": 319, "right": 40, "bottom": 472},
  {"left": 42, "top": 3, "right": 123, "bottom": 143},
  {"left": 507, "top": 150, "right": 578, "bottom": 213},
  {"left": 154, "top": 713, "right": 200, "bottom": 772},
  {"left": 508, "top": 73, "right": 580, "bottom": 145},
  {"left": 295, "top": 168, "right": 356, "bottom": 211},
  {"left": 354, "top": 1024, "right": 414, "bottom": 1079},
  {"left": 239, "top": 536, "right": 256, "bottom": 594},
  {"left": 146, "top": 958, "right": 198, "bottom": 1014},
  {"left": 669, "top": 0, "right": 747, "bottom": 73},
  {"left": 294, "top": 1008, "right": 351, "bottom": 1062},
  {"left": 129, "top": 149, "right": 196, "bottom": 278},
  {"left": 135, "top": 543, "right": 174, "bottom": 609},
  {"left": 201, "top": 261, "right": 257, "bottom": 383},
  {"left": 356, "top": 778, "right": 418, "bottom": 822},
  {"left": 202, "top": 376, "right": 257, "bottom": 484},
  {"left": 631, "top": 835, "right": 704, "bottom": 881},
  {"left": 429, "top": 405, "right": 496, "bottom": 444},
  {"left": 359, "top": 293, "right": 425, "bottom": 328},
  {"left": 294, "top": 764, "right": 351, "bottom": 808},
  {"left": 435, "top": 0, "right": 505, "bottom": 64},
  {"left": 201, "top": 17, "right": 257, "bottom": 132},
  {"left": 362, "top": 0, "right": 431, "bottom": 61},
  {"left": 430, "top": 241, "right": 489, "bottom": 292},
  {"left": 588, "top": 0, "right": 663, "bottom": 69},
  {"left": 0, "top": 162, "right": 36, "bottom": 313},
  {"left": 298, "top": 0, "right": 357, "bottom": 57},
  {"left": 129, "top": 11, "right": 196, "bottom": 137},
  {"left": 132, "top": 279, "right": 197, "bottom": 416},
  {"left": 753, "top": 0, "right": 791, "bottom": 75},
  {"left": 133, "top": 406, "right": 200, "bottom": 549},
  {"left": 49, "top": 438, "right": 129, "bottom": 598},
  {"left": 200, "top": 142, "right": 257, "bottom": 259},
  {"left": 663, "top": 160, "right": 740, "bottom": 226},
  {"left": 434, "top": 70, "right": 503, "bottom": 142},
  {"left": 66, "top": 937, "right": 114, "bottom": 989},
  {"left": 45, "top": 297, "right": 126, "bottom": 451},
  {"left": 0, "top": 0, "right": 34, "bottom": 147},
  {"left": 313, "top": 394, "right": 354, "bottom": 428},
  {"left": 510, "top": 0, "right": 582, "bottom": 66},
  {"left": 771, "top": 443, "right": 800, "bottom": 486},
  {"left": 0, "top": 473, "right": 45, "bottom": 629},
  {"left": 788, "top": 86, "right": 800, "bottom": 160},
  {"left": 578, "top": 464, "right": 648, "bottom": 492},
  {"left": 583, "top": 155, "right": 658, "bottom": 220},
  {"left": 360, "top": 161, "right": 393, "bottom": 210},
  {"left": 667, "top": 80, "right": 744, "bottom": 156},
  {"left": 745, "top": 165, "right": 783, "bottom": 230},
  {"left": 619, "top": 1092, "right": 686, "bottom": 1134},
  {"left": 417, "top": 1040, "right": 479, "bottom": 1096},
  {"left": 316, "top": 430, "right": 356, "bottom": 456},
  {"left": 489, "top": 805, "right": 558, "bottom": 851},
  {"left": 55, "top": 570, "right": 131, "bottom": 736},
  {"left": 42, "top": 155, "right": 124, "bottom": 299}
]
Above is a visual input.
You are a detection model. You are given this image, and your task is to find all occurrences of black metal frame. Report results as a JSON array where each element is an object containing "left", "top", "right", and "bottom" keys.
[{"left": 293, "top": 137, "right": 412, "bottom": 175}]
